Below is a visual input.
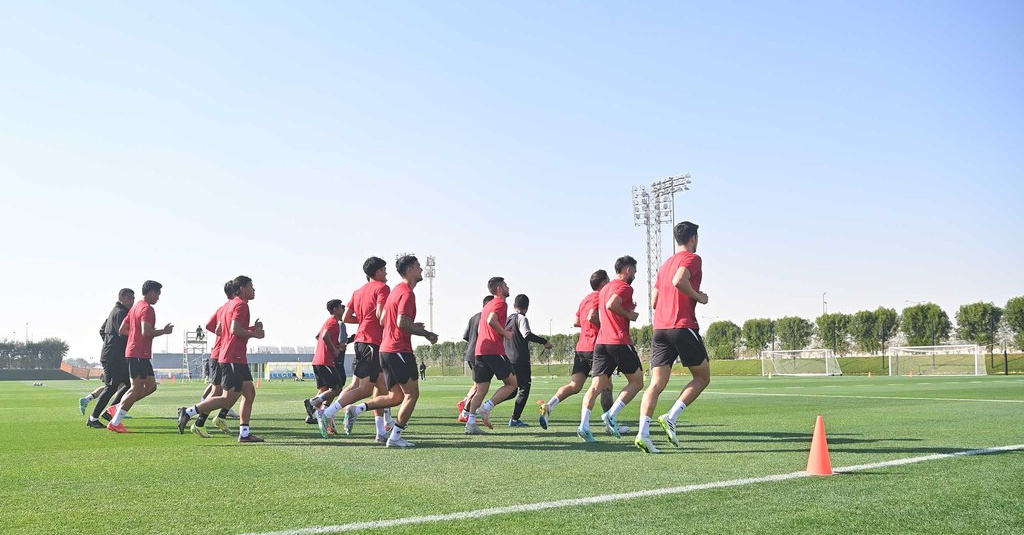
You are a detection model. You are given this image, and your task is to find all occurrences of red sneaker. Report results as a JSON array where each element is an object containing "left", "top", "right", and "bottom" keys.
[
  {"left": 107, "top": 404, "right": 119, "bottom": 418},
  {"left": 458, "top": 413, "right": 469, "bottom": 423},
  {"left": 107, "top": 422, "right": 130, "bottom": 434},
  {"left": 456, "top": 399, "right": 466, "bottom": 414}
]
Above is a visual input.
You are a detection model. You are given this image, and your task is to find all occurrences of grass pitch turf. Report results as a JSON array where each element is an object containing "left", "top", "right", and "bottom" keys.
[{"left": 1, "top": 375, "right": 1021, "bottom": 534}]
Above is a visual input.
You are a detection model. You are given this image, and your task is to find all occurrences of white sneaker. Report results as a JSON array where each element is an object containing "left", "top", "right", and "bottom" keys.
[
  {"left": 374, "top": 433, "right": 387, "bottom": 443},
  {"left": 608, "top": 424, "right": 633, "bottom": 435},
  {"left": 634, "top": 436, "right": 662, "bottom": 454},
  {"left": 386, "top": 436, "right": 414, "bottom": 448},
  {"left": 465, "top": 423, "right": 486, "bottom": 435}
]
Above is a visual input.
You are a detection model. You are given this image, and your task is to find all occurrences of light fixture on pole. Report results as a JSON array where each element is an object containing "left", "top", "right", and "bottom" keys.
[
  {"left": 632, "top": 174, "right": 692, "bottom": 325},
  {"left": 424, "top": 256, "right": 436, "bottom": 332}
]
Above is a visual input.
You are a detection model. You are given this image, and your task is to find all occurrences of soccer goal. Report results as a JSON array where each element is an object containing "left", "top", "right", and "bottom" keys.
[
  {"left": 887, "top": 345, "right": 985, "bottom": 376},
  {"left": 761, "top": 349, "right": 842, "bottom": 377}
]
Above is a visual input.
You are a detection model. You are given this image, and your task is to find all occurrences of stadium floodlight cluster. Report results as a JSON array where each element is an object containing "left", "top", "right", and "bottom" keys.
[
  {"left": 761, "top": 349, "right": 843, "bottom": 377},
  {"left": 887, "top": 345, "right": 985, "bottom": 376},
  {"left": 632, "top": 174, "right": 692, "bottom": 324}
]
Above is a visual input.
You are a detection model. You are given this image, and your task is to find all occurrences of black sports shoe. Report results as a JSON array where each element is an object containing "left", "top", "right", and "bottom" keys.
[
  {"left": 86, "top": 419, "right": 105, "bottom": 429},
  {"left": 303, "top": 398, "right": 316, "bottom": 419},
  {"left": 176, "top": 407, "right": 191, "bottom": 435},
  {"left": 100, "top": 411, "right": 112, "bottom": 422},
  {"left": 305, "top": 416, "right": 317, "bottom": 425}
]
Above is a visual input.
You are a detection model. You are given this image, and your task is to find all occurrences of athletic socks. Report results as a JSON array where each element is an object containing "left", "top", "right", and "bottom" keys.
[
  {"left": 374, "top": 416, "right": 386, "bottom": 436},
  {"left": 638, "top": 415, "right": 651, "bottom": 438},
  {"left": 467, "top": 413, "right": 477, "bottom": 425},
  {"left": 459, "top": 410, "right": 470, "bottom": 419},
  {"left": 390, "top": 423, "right": 404, "bottom": 441},
  {"left": 668, "top": 400, "right": 687, "bottom": 423},
  {"left": 482, "top": 399, "right": 495, "bottom": 413},
  {"left": 111, "top": 408, "right": 127, "bottom": 426},
  {"left": 218, "top": 408, "right": 230, "bottom": 419},
  {"left": 239, "top": 424, "right": 250, "bottom": 438},
  {"left": 84, "top": 394, "right": 95, "bottom": 402},
  {"left": 353, "top": 403, "right": 368, "bottom": 417},
  {"left": 196, "top": 412, "right": 209, "bottom": 426},
  {"left": 323, "top": 400, "right": 342, "bottom": 420},
  {"left": 608, "top": 400, "right": 626, "bottom": 419},
  {"left": 547, "top": 396, "right": 561, "bottom": 412},
  {"left": 185, "top": 406, "right": 199, "bottom": 417},
  {"left": 88, "top": 416, "right": 99, "bottom": 423},
  {"left": 580, "top": 408, "right": 592, "bottom": 430},
  {"left": 311, "top": 395, "right": 325, "bottom": 407}
]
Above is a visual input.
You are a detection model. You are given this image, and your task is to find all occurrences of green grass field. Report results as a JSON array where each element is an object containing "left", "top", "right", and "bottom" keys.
[{"left": 1, "top": 374, "right": 1022, "bottom": 534}]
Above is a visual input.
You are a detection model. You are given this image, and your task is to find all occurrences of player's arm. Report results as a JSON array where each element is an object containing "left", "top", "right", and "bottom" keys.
[
  {"left": 399, "top": 314, "right": 438, "bottom": 343},
  {"left": 672, "top": 266, "right": 708, "bottom": 304},
  {"left": 118, "top": 317, "right": 130, "bottom": 336},
  {"left": 232, "top": 319, "right": 264, "bottom": 339},
  {"left": 142, "top": 320, "right": 174, "bottom": 338},
  {"left": 587, "top": 307, "right": 600, "bottom": 327},
  {"left": 652, "top": 287, "right": 660, "bottom": 309},
  {"left": 342, "top": 307, "right": 358, "bottom": 324},
  {"left": 488, "top": 312, "right": 513, "bottom": 340},
  {"left": 606, "top": 294, "right": 639, "bottom": 322},
  {"left": 322, "top": 326, "right": 340, "bottom": 356},
  {"left": 520, "top": 316, "right": 550, "bottom": 347},
  {"left": 205, "top": 314, "right": 218, "bottom": 333},
  {"left": 463, "top": 317, "right": 474, "bottom": 342}
]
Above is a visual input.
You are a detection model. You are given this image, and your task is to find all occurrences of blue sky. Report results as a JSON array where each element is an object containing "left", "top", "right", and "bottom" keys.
[{"left": 1, "top": 1, "right": 1021, "bottom": 358}]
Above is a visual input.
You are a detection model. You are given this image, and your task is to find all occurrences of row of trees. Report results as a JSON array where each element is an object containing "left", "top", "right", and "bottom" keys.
[
  {"left": 703, "top": 297, "right": 1024, "bottom": 359},
  {"left": 0, "top": 339, "right": 70, "bottom": 369}
]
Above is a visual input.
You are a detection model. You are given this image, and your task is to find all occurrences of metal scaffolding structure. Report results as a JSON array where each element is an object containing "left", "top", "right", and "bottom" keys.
[{"left": 632, "top": 174, "right": 692, "bottom": 324}]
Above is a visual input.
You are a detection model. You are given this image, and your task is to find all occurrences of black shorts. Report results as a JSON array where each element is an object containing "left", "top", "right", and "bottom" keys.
[
  {"left": 208, "top": 358, "right": 223, "bottom": 385},
  {"left": 314, "top": 365, "right": 343, "bottom": 389},
  {"left": 220, "top": 362, "right": 253, "bottom": 392},
  {"left": 473, "top": 354, "right": 514, "bottom": 383},
  {"left": 101, "top": 358, "right": 129, "bottom": 387},
  {"left": 353, "top": 343, "right": 382, "bottom": 382},
  {"left": 380, "top": 352, "right": 417, "bottom": 390},
  {"left": 571, "top": 351, "right": 595, "bottom": 377},
  {"left": 126, "top": 357, "right": 155, "bottom": 379},
  {"left": 652, "top": 328, "right": 710, "bottom": 368},
  {"left": 593, "top": 344, "right": 642, "bottom": 377}
]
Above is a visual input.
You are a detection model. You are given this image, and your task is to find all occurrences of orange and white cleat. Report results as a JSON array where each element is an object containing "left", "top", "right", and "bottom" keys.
[{"left": 107, "top": 422, "right": 130, "bottom": 434}]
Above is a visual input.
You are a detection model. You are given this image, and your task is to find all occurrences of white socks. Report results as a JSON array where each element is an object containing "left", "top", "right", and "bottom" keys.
[
  {"left": 239, "top": 425, "right": 250, "bottom": 438},
  {"left": 638, "top": 415, "right": 651, "bottom": 437},
  {"left": 547, "top": 396, "right": 560, "bottom": 412},
  {"left": 374, "top": 416, "right": 386, "bottom": 435},
  {"left": 467, "top": 413, "right": 477, "bottom": 425},
  {"left": 580, "top": 408, "right": 592, "bottom": 430},
  {"left": 323, "top": 400, "right": 342, "bottom": 420},
  {"left": 111, "top": 408, "right": 127, "bottom": 426},
  {"left": 353, "top": 403, "right": 368, "bottom": 417},
  {"left": 482, "top": 399, "right": 495, "bottom": 413},
  {"left": 185, "top": 406, "right": 199, "bottom": 417},
  {"left": 668, "top": 400, "right": 687, "bottom": 422},
  {"left": 608, "top": 400, "right": 626, "bottom": 418}
]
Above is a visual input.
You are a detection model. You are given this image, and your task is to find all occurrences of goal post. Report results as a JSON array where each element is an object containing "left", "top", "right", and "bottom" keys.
[
  {"left": 761, "top": 349, "right": 842, "bottom": 377},
  {"left": 887, "top": 345, "right": 985, "bottom": 376}
]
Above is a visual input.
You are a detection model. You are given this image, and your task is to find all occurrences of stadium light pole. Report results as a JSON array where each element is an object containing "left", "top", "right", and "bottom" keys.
[
  {"left": 424, "top": 256, "right": 436, "bottom": 332},
  {"left": 822, "top": 293, "right": 827, "bottom": 316},
  {"left": 632, "top": 174, "right": 692, "bottom": 325}
]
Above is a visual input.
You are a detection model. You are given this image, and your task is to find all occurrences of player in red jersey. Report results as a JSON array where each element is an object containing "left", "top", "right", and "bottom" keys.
[
  {"left": 107, "top": 280, "right": 173, "bottom": 433},
  {"left": 178, "top": 276, "right": 266, "bottom": 443},
  {"left": 320, "top": 256, "right": 396, "bottom": 442},
  {"left": 341, "top": 255, "right": 437, "bottom": 447},
  {"left": 635, "top": 221, "right": 710, "bottom": 453},
  {"left": 307, "top": 299, "right": 347, "bottom": 438},
  {"left": 576, "top": 256, "right": 644, "bottom": 443},
  {"left": 187, "top": 280, "right": 238, "bottom": 437},
  {"left": 536, "top": 270, "right": 617, "bottom": 431},
  {"left": 464, "top": 277, "right": 517, "bottom": 435}
]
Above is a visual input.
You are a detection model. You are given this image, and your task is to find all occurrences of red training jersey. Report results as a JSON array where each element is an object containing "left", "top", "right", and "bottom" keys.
[
  {"left": 348, "top": 281, "right": 390, "bottom": 345},
  {"left": 219, "top": 297, "right": 252, "bottom": 364},
  {"left": 313, "top": 316, "right": 340, "bottom": 366},
  {"left": 206, "top": 303, "right": 227, "bottom": 362},
  {"left": 597, "top": 279, "right": 634, "bottom": 345},
  {"left": 380, "top": 282, "right": 416, "bottom": 354},
  {"left": 476, "top": 297, "right": 508, "bottom": 356},
  {"left": 654, "top": 251, "right": 702, "bottom": 330},
  {"left": 125, "top": 300, "right": 156, "bottom": 359},
  {"left": 575, "top": 291, "right": 600, "bottom": 352}
]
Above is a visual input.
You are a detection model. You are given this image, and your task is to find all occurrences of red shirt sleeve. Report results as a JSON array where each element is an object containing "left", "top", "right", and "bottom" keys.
[
  {"left": 205, "top": 311, "right": 218, "bottom": 332},
  {"left": 377, "top": 285, "right": 391, "bottom": 306},
  {"left": 398, "top": 290, "right": 415, "bottom": 318},
  {"left": 682, "top": 254, "right": 701, "bottom": 272},
  {"left": 231, "top": 302, "right": 250, "bottom": 330},
  {"left": 143, "top": 306, "right": 156, "bottom": 326}
]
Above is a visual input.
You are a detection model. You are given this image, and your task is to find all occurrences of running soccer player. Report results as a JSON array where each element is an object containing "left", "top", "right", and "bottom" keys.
[
  {"left": 504, "top": 294, "right": 551, "bottom": 427},
  {"left": 320, "top": 257, "right": 394, "bottom": 442},
  {"left": 464, "top": 277, "right": 517, "bottom": 435},
  {"left": 178, "top": 275, "right": 266, "bottom": 443},
  {"left": 307, "top": 299, "right": 347, "bottom": 438},
  {"left": 340, "top": 255, "right": 438, "bottom": 448},
  {"left": 188, "top": 280, "right": 238, "bottom": 437},
  {"left": 84, "top": 288, "right": 133, "bottom": 428},
  {"left": 537, "top": 270, "right": 616, "bottom": 431},
  {"left": 576, "top": 256, "right": 644, "bottom": 443},
  {"left": 107, "top": 281, "right": 173, "bottom": 433},
  {"left": 635, "top": 221, "right": 710, "bottom": 453},
  {"left": 456, "top": 295, "right": 493, "bottom": 423}
]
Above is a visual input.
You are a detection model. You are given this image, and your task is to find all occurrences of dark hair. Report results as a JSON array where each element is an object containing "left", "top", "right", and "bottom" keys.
[
  {"left": 396, "top": 255, "right": 418, "bottom": 277},
  {"left": 363, "top": 256, "right": 387, "bottom": 279},
  {"left": 233, "top": 275, "right": 253, "bottom": 290},
  {"left": 326, "top": 299, "right": 344, "bottom": 314},
  {"left": 674, "top": 221, "right": 699, "bottom": 245},
  {"left": 589, "top": 269, "right": 609, "bottom": 291},
  {"left": 141, "top": 280, "right": 162, "bottom": 295},
  {"left": 487, "top": 277, "right": 505, "bottom": 294},
  {"left": 118, "top": 288, "right": 135, "bottom": 300},
  {"left": 613, "top": 256, "right": 637, "bottom": 274},
  {"left": 482, "top": 295, "right": 495, "bottom": 306},
  {"left": 514, "top": 294, "right": 529, "bottom": 310},
  {"left": 223, "top": 280, "right": 237, "bottom": 299}
]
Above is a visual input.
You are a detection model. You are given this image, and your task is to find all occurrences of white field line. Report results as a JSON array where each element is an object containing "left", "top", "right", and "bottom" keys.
[
  {"left": 705, "top": 391, "right": 1024, "bottom": 403},
  {"left": 243, "top": 444, "right": 1024, "bottom": 535}
]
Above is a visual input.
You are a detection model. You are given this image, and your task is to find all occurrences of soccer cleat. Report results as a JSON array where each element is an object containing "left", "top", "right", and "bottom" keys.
[
  {"left": 456, "top": 398, "right": 467, "bottom": 414},
  {"left": 343, "top": 406, "right": 358, "bottom": 436},
  {"left": 106, "top": 404, "right": 119, "bottom": 418},
  {"left": 458, "top": 412, "right": 469, "bottom": 423},
  {"left": 304, "top": 416, "right": 317, "bottom": 425},
  {"left": 538, "top": 402, "right": 550, "bottom": 430},
  {"left": 190, "top": 423, "right": 210, "bottom": 438},
  {"left": 635, "top": 436, "right": 662, "bottom": 454},
  {"left": 576, "top": 426, "right": 596, "bottom": 443},
  {"left": 238, "top": 434, "right": 265, "bottom": 443},
  {"left": 601, "top": 412, "right": 621, "bottom": 438},
  {"left": 658, "top": 415, "right": 679, "bottom": 447},
  {"left": 100, "top": 411, "right": 112, "bottom": 422},
  {"left": 386, "top": 437, "right": 414, "bottom": 448},
  {"left": 374, "top": 433, "right": 387, "bottom": 443},
  {"left": 479, "top": 410, "right": 493, "bottom": 429},
  {"left": 212, "top": 416, "right": 231, "bottom": 435},
  {"left": 79, "top": 397, "right": 91, "bottom": 415},
  {"left": 315, "top": 408, "right": 329, "bottom": 439},
  {"left": 465, "top": 423, "right": 486, "bottom": 435},
  {"left": 107, "top": 422, "right": 130, "bottom": 434},
  {"left": 608, "top": 424, "right": 633, "bottom": 436},
  {"left": 176, "top": 407, "right": 190, "bottom": 435},
  {"left": 226, "top": 409, "right": 240, "bottom": 419},
  {"left": 508, "top": 419, "right": 530, "bottom": 428},
  {"left": 86, "top": 419, "right": 105, "bottom": 429},
  {"left": 303, "top": 398, "right": 316, "bottom": 420},
  {"left": 327, "top": 418, "right": 338, "bottom": 436}
]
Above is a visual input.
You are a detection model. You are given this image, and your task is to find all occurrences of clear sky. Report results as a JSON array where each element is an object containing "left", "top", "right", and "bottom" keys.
[{"left": 1, "top": 1, "right": 1021, "bottom": 359}]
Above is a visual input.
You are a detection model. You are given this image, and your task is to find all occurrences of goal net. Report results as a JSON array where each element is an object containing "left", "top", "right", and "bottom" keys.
[
  {"left": 761, "top": 349, "right": 842, "bottom": 376},
  {"left": 887, "top": 345, "right": 985, "bottom": 376}
]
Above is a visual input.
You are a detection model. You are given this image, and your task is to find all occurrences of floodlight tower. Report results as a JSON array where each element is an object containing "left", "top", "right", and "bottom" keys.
[
  {"left": 424, "top": 256, "right": 436, "bottom": 331},
  {"left": 632, "top": 174, "right": 692, "bottom": 325}
]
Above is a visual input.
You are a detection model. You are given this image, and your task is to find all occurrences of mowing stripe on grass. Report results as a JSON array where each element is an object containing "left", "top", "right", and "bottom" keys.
[
  {"left": 705, "top": 391, "right": 1024, "bottom": 403},
  {"left": 243, "top": 444, "right": 1024, "bottom": 535}
]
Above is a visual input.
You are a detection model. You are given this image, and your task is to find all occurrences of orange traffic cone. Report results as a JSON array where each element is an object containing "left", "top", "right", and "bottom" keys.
[
  {"left": 256, "top": 377, "right": 262, "bottom": 388},
  {"left": 806, "top": 415, "right": 834, "bottom": 476}
]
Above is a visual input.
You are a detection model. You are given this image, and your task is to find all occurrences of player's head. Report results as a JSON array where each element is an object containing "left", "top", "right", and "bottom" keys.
[
  {"left": 326, "top": 299, "right": 344, "bottom": 317},
  {"left": 117, "top": 288, "right": 135, "bottom": 307},
  {"left": 487, "top": 277, "right": 509, "bottom": 298},
  {"left": 514, "top": 294, "right": 530, "bottom": 313},
  {"left": 614, "top": 256, "right": 638, "bottom": 285},
  {"left": 674, "top": 221, "right": 699, "bottom": 251},
  {"left": 482, "top": 295, "right": 495, "bottom": 306},
  {"left": 233, "top": 275, "right": 255, "bottom": 301},
  {"left": 141, "top": 280, "right": 162, "bottom": 304},
  {"left": 223, "top": 280, "right": 238, "bottom": 299},
  {"left": 396, "top": 255, "right": 421, "bottom": 283},
  {"left": 590, "top": 269, "right": 609, "bottom": 291},
  {"left": 363, "top": 256, "right": 388, "bottom": 283}
]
